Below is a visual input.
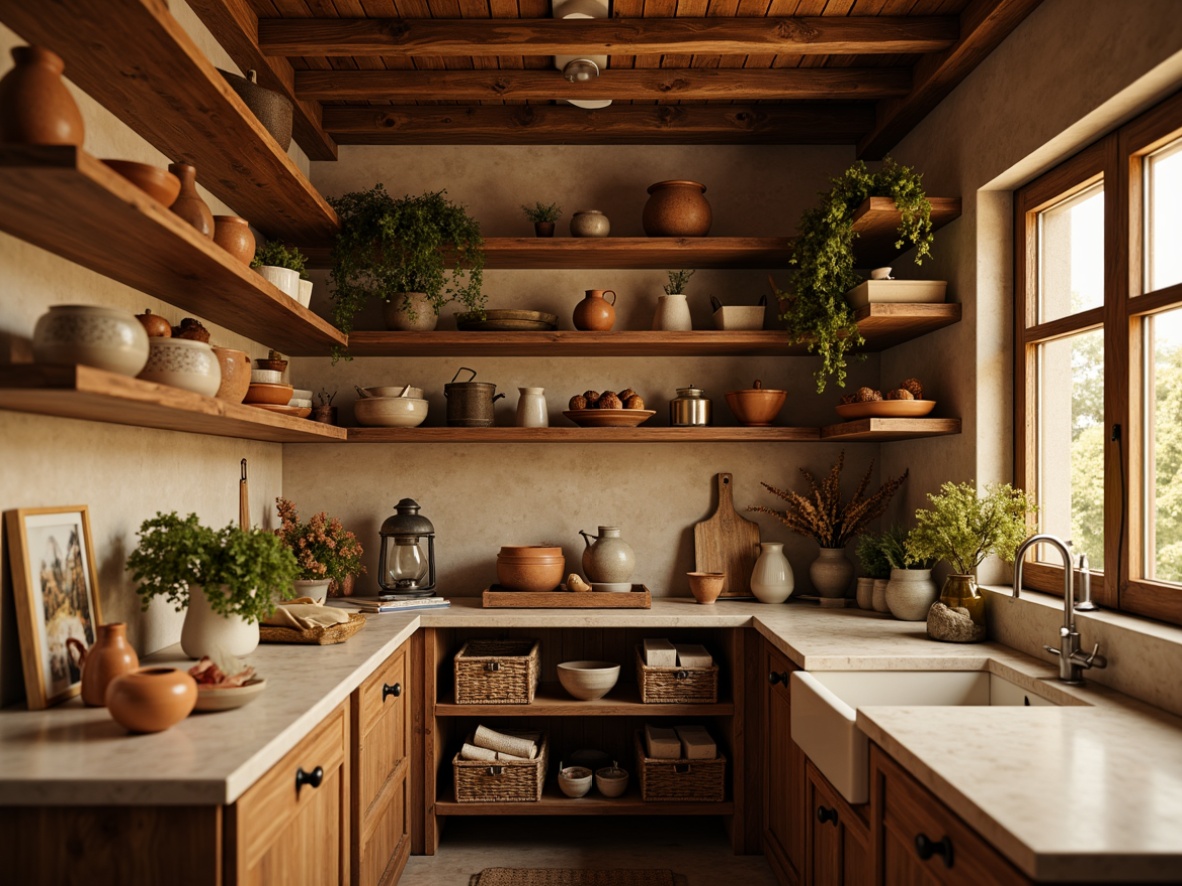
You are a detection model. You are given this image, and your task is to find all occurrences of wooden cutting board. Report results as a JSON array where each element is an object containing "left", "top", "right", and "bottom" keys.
[{"left": 694, "top": 472, "right": 761, "bottom": 598}]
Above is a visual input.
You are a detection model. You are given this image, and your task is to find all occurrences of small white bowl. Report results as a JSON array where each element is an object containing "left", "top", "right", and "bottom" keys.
[
  {"left": 288, "top": 398, "right": 313, "bottom": 409},
  {"left": 556, "top": 660, "right": 620, "bottom": 701},
  {"left": 558, "top": 765, "right": 593, "bottom": 798},
  {"left": 354, "top": 396, "right": 428, "bottom": 428},
  {"left": 595, "top": 764, "right": 629, "bottom": 798},
  {"left": 291, "top": 388, "right": 313, "bottom": 401},
  {"left": 251, "top": 368, "right": 283, "bottom": 384}
]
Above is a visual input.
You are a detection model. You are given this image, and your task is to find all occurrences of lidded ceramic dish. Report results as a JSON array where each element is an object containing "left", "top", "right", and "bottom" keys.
[
  {"left": 32, "top": 304, "right": 150, "bottom": 376},
  {"left": 137, "top": 337, "right": 220, "bottom": 397}
]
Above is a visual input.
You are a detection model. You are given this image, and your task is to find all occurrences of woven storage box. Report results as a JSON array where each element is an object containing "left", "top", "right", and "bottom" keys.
[
  {"left": 454, "top": 639, "right": 541, "bottom": 704},
  {"left": 634, "top": 732, "right": 726, "bottom": 802},
  {"left": 453, "top": 732, "right": 548, "bottom": 802},
  {"left": 634, "top": 646, "right": 718, "bottom": 704}
]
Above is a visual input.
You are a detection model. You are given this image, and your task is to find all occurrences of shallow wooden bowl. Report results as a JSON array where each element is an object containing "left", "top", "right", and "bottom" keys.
[{"left": 101, "top": 160, "right": 181, "bottom": 207}]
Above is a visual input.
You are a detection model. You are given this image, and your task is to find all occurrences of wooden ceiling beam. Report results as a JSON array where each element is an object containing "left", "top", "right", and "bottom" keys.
[
  {"left": 321, "top": 103, "right": 876, "bottom": 145},
  {"left": 186, "top": 0, "right": 338, "bottom": 161},
  {"left": 296, "top": 67, "right": 910, "bottom": 102},
  {"left": 858, "top": 0, "right": 1045, "bottom": 158},
  {"left": 259, "top": 16, "right": 958, "bottom": 57}
]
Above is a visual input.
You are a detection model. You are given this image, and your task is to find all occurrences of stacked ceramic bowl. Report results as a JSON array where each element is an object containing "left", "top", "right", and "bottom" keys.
[
  {"left": 354, "top": 385, "right": 428, "bottom": 427},
  {"left": 495, "top": 545, "right": 564, "bottom": 592}
]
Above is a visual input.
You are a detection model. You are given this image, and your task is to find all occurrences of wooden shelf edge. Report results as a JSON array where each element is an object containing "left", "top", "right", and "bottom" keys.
[
  {"left": 435, "top": 796, "right": 735, "bottom": 816},
  {"left": 346, "top": 426, "right": 822, "bottom": 443},
  {"left": 434, "top": 682, "right": 734, "bottom": 717},
  {"left": 820, "top": 417, "right": 962, "bottom": 441}
]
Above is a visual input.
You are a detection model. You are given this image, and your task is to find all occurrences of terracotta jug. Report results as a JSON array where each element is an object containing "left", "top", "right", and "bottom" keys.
[
  {"left": 213, "top": 215, "right": 255, "bottom": 265},
  {"left": 0, "top": 45, "right": 85, "bottom": 146},
  {"left": 168, "top": 162, "right": 214, "bottom": 238},
  {"left": 66, "top": 623, "right": 140, "bottom": 707},
  {"left": 573, "top": 289, "right": 617, "bottom": 331}
]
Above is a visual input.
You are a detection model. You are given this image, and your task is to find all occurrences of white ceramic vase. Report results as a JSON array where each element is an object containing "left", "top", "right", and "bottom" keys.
[
  {"left": 293, "top": 578, "right": 331, "bottom": 604},
  {"left": 750, "top": 542, "right": 794, "bottom": 604},
  {"left": 257, "top": 265, "right": 301, "bottom": 299},
  {"left": 515, "top": 387, "right": 548, "bottom": 427},
  {"left": 809, "top": 547, "right": 854, "bottom": 598},
  {"left": 652, "top": 293, "right": 693, "bottom": 330},
  {"left": 180, "top": 584, "right": 260, "bottom": 659},
  {"left": 383, "top": 292, "right": 438, "bottom": 331},
  {"left": 885, "top": 568, "right": 939, "bottom": 621}
]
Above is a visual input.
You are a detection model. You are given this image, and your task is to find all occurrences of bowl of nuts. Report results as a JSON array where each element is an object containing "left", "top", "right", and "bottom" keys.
[
  {"left": 835, "top": 378, "right": 935, "bottom": 419},
  {"left": 564, "top": 387, "right": 655, "bottom": 427}
]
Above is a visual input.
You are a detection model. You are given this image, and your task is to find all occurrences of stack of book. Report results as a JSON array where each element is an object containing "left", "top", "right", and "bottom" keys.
[{"left": 328, "top": 595, "right": 450, "bottom": 613}]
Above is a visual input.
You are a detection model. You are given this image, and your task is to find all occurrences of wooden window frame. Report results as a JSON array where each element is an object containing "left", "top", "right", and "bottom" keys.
[{"left": 1014, "top": 89, "right": 1182, "bottom": 626}]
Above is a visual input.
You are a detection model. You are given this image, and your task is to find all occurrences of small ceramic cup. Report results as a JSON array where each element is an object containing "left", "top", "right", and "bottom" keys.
[
  {"left": 558, "top": 764, "right": 593, "bottom": 798},
  {"left": 687, "top": 571, "right": 725, "bottom": 605},
  {"left": 595, "top": 763, "right": 629, "bottom": 798}
]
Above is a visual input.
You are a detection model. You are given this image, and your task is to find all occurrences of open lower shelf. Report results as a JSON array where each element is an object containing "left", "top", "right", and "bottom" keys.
[
  {"left": 0, "top": 147, "right": 345, "bottom": 355},
  {"left": 437, "top": 783, "right": 734, "bottom": 816},
  {"left": 0, "top": 364, "right": 346, "bottom": 443},
  {"left": 436, "top": 682, "right": 733, "bottom": 717}
]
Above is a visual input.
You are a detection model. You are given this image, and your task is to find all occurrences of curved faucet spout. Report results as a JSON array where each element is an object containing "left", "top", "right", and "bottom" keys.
[{"left": 1013, "top": 533, "right": 1075, "bottom": 628}]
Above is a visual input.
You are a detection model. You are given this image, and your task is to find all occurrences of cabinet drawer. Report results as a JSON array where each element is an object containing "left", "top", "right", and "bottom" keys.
[
  {"left": 355, "top": 643, "right": 409, "bottom": 818},
  {"left": 871, "top": 745, "right": 1031, "bottom": 886}
]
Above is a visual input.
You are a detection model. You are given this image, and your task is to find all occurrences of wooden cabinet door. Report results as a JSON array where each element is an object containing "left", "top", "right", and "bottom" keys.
[
  {"left": 229, "top": 701, "right": 349, "bottom": 886},
  {"left": 353, "top": 641, "right": 412, "bottom": 886},
  {"left": 763, "top": 642, "right": 807, "bottom": 886},
  {"left": 806, "top": 760, "right": 870, "bottom": 886}
]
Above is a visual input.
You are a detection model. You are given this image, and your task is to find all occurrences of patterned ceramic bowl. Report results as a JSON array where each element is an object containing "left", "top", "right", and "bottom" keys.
[
  {"left": 32, "top": 304, "right": 150, "bottom": 376},
  {"left": 138, "top": 338, "right": 221, "bottom": 397}
]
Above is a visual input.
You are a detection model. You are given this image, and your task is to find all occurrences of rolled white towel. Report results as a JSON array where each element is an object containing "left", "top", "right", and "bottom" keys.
[
  {"left": 473, "top": 725, "right": 539, "bottom": 759},
  {"left": 460, "top": 742, "right": 530, "bottom": 762}
]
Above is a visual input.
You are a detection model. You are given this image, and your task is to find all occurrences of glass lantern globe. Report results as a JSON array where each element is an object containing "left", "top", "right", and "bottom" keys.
[{"left": 378, "top": 499, "right": 436, "bottom": 595}]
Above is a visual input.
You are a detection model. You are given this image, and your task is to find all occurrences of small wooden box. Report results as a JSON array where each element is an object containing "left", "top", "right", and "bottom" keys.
[
  {"left": 634, "top": 732, "right": 726, "bottom": 803},
  {"left": 453, "top": 732, "right": 548, "bottom": 803},
  {"left": 635, "top": 646, "right": 718, "bottom": 704},
  {"left": 454, "top": 639, "right": 540, "bottom": 705}
]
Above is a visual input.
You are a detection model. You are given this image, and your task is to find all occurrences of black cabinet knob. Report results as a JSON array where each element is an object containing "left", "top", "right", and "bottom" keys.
[
  {"left": 816, "top": 805, "right": 838, "bottom": 826},
  {"left": 915, "top": 833, "right": 954, "bottom": 868},
  {"left": 768, "top": 671, "right": 789, "bottom": 685},
  {"left": 295, "top": 766, "right": 324, "bottom": 792},
  {"left": 383, "top": 682, "right": 402, "bottom": 701}
]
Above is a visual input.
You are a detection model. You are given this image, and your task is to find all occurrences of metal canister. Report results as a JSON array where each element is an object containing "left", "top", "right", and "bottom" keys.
[
  {"left": 670, "top": 385, "right": 712, "bottom": 426},
  {"left": 444, "top": 367, "right": 505, "bottom": 427}
]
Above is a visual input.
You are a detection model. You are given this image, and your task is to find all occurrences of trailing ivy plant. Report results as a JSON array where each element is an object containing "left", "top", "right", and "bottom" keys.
[
  {"left": 779, "top": 159, "right": 934, "bottom": 393},
  {"left": 328, "top": 185, "right": 485, "bottom": 338}
]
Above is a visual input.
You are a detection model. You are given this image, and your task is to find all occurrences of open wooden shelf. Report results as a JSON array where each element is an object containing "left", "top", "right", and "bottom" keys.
[
  {"left": 0, "top": 147, "right": 345, "bottom": 355},
  {"left": 821, "top": 417, "right": 962, "bottom": 441},
  {"left": 348, "top": 426, "right": 822, "bottom": 443},
  {"left": 344, "top": 303, "right": 960, "bottom": 357},
  {"left": 435, "top": 682, "right": 733, "bottom": 717},
  {"left": 435, "top": 783, "right": 734, "bottom": 817},
  {"left": 1, "top": 0, "right": 337, "bottom": 245},
  {"left": 0, "top": 364, "right": 347, "bottom": 443}
]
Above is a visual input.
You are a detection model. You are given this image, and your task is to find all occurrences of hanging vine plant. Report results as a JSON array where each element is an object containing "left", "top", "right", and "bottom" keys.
[{"left": 778, "top": 159, "right": 934, "bottom": 393}]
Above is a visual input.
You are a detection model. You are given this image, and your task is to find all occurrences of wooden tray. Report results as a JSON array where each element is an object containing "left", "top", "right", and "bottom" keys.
[
  {"left": 259, "top": 612, "right": 366, "bottom": 644},
  {"left": 482, "top": 585, "right": 652, "bottom": 609}
]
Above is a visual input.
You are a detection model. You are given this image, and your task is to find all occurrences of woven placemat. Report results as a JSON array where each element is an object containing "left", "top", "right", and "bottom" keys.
[
  {"left": 259, "top": 612, "right": 366, "bottom": 645},
  {"left": 470, "top": 869, "right": 682, "bottom": 886}
]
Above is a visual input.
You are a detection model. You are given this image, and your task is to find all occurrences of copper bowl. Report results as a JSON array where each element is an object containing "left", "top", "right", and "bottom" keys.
[
  {"left": 496, "top": 549, "right": 565, "bottom": 591},
  {"left": 101, "top": 160, "right": 181, "bottom": 208},
  {"left": 245, "top": 382, "right": 295, "bottom": 405},
  {"left": 725, "top": 380, "right": 787, "bottom": 427}
]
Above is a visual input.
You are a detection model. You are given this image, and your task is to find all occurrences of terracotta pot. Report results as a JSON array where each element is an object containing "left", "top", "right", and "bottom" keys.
[
  {"left": 0, "top": 46, "right": 84, "bottom": 145},
  {"left": 167, "top": 163, "right": 214, "bottom": 238},
  {"left": 211, "top": 346, "right": 251, "bottom": 403},
  {"left": 496, "top": 554, "right": 565, "bottom": 592},
  {"left": 642, "top": 180, "right": 711, "bottom": 237},
  {"left": 329, "top": 573, "right": 355, "bottom": 597},
  {"left": 105, "top": 667, "right": 197, "bottom": 733},
  {"left": 687, "top": 571, "right": 725, "bottom": 605},
  {"left": 383, "top": 293, "right": 438, "bottom": 331},
  {"left": 725, "top": 380, "right": 787, "bottom": 427},
  {"left": 572, "top": 289, "right": 617, "bottom": 331},
  {"left": 65, "top": 623, "right": 140, "bottom": 707},
  {"left": 213, "top": 215, "right": 255, "bottom": 265},
  {"left": 534, "top": 221, "right": 555, "bottom": 238}
]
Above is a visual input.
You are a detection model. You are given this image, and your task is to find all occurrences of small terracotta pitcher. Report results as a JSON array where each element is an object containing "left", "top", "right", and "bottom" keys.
[
  {"left": 66, "top": 623, "right": 140, "bottom": 707},
  {"left": 573, "top": 289, "right": 617, "bottom": 331}
]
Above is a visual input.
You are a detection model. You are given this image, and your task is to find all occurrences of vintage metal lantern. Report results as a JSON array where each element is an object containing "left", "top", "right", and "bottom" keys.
[{"left": 378, "top": 499, "right": 436, "bottom": 595}]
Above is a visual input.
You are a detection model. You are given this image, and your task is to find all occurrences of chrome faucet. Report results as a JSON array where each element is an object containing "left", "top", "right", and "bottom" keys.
[{"left": 1013, "top": 534, "right": 1107, "bottom": 684}]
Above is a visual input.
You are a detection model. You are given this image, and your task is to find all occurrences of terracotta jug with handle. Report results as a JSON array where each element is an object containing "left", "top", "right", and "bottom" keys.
[
  {"left": 66, "top": 622, "right": 140, "bottom": 707},
  {"left": 573, "top": 289, "right": 617, "bottom": 331}
]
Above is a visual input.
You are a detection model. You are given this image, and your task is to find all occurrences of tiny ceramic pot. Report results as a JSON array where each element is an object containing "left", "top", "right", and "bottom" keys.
[
  {"left": 105, "top": 667, "right": 198, "bottom": 733},
  {"left": 65, "top": 623, "right": 139, "bottom": 708},
  {"left": 642, "top": 180, "right": 711, "bottom": 237},
  {"left": 595, "top": 764, "right": 629, "bottom": 798},
  {"left": 0, "top": 46, "right": 85, "bottom": 145},
  {"left": 569, "top": 210, "right": 610, "bottom": 238},
  {"left": 211, "top": 347, "right": 251, "bottom": 403},
  {"left": 138, "top": 338, "right": 221, "bottom": 397},
  {"left": 213, "top": 216, "right": 255, "bottom": 265},
  {"left": 558, "top": 765, "right": 593, "bottom": 798},
  {"left": 687, "top": 572, "right": 725, "bottom": 605},
  {"left": 33, "top": 304, "right": 150, "bottom": 377}
]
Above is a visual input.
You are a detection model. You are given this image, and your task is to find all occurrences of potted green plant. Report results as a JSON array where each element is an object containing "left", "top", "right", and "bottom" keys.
[
  {"left": 251, "top": 240, "right": 308, "bottom": 302},
  {"left": 906, "top": 481, "right": 1037, "bottom": 641},
  {"left": 521, "top": 201, "right": 561, "bottom": 238},
  {"left": 751, "top": 451, "right": 908, "bottom": 598},
  {"left": 127, "top": 511, "right": 300, "bottom": 659},
  {"left": 328, "top": 184, "right": 485, "bottom": 336},
  {"left": 778, "top": 158, "right": 935, "bottom": 392},
  {"left": 855, "top": 528, "right": 895, "bottom": 609},
  {"left": 655, "top": 269, "right": 695, "bottom": 330},
  {"left": 275, "top": 497, "right": 366, "bottom": 600},
  {"left": 872, "top": 528, "right": 937, "bottom": 621}
]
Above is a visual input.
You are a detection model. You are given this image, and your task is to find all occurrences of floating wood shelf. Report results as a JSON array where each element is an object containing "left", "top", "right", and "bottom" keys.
[
  {"left": 1, "top": 0, "right": 337, "bottom": 244},
  {"left": 344, "top": 304, "right": 960, "bottom": 358},
  {"left": 348, "top": 426, "right": 823, "bottom": 443},
  {"left": 0, "top": 147, "right": 345, "bottom": 355},
  {"left": 821, "top": 417, "right": 962, "bottom": 441},
  {"left": 435, "top": 785, "right": 734, "bottom": 817},
  {"left": 0, "top": 365, "right": 346, "bottom": 443},
  {"left": 435, "top": 682, "right": 733, "bottom": 718}
]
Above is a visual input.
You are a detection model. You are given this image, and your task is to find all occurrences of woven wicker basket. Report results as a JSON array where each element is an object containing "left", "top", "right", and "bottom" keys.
[
  {"left": 634, "top": 731, "right": 725, "bottom": 802},
  {"left": 634, "top": 646, "right": 718, "bottom": 704},
  {"left": 454, "top": 639, "right": 540, "bottom": 704},
  {"left": 454, "top": 732, "right": 548, "bottom": 802}
]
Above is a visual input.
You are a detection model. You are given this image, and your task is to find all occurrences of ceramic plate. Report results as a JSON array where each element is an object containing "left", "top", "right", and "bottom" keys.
[
  {"left": 248, "top": 403, "right": 313, "bottom": 418},
  {"left": 456, "top": 310, "right": 559, "bottom": 331},
  {"left": 834, "top": 400, "right": 936, "bottom": 419},
  {"left": 563, "top": 409, "right": 656, "bottom": 428},
  {"left": 194, "top": 677, "right": 267, "bottom": 712}
]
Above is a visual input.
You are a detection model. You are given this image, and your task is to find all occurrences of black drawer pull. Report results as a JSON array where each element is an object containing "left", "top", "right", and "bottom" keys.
[
  {"left": 768, "top": 671, "right": 789, "bottom": 685},
  {"left": 816, "top": 805, "right": 838, "bottom": 826},
  {"left": 295, "top": 766, "right": 324, "bottom": 793},
  {"left": 383, "top": 682, "right": 402, "bottom": 701},
  {"left": 915, "top": 833, "right": 954, "bottom": 868}
]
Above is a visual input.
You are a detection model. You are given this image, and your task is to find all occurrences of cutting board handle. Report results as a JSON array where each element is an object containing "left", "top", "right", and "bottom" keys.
[{"left": 716, "top": 472, "right": 734, "bottom": 510}]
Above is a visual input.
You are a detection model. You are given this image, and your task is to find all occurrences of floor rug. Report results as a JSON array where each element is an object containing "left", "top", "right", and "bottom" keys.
[{"left": 470, "top": 869, "right": 683, "bottom": 886}]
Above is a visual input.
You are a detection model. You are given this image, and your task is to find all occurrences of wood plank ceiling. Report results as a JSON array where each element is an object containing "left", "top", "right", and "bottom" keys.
[{"left": 190, "top": 0, "right": 1042, "bottom": 157}]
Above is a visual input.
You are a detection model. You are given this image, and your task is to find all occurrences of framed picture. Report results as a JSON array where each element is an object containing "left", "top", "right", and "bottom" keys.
[{"left": 5, "top": 506, "right": 103, "bottom": 709}]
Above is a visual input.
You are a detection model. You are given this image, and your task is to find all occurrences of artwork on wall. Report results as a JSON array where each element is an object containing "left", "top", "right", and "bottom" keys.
[{"left": 5, "top": 506, "right": 102, "bottom": 710}]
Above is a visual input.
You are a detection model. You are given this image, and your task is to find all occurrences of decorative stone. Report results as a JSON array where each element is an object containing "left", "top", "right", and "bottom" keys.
[{"left": 926, "top": 602, "right": 987, "bottom": 643}]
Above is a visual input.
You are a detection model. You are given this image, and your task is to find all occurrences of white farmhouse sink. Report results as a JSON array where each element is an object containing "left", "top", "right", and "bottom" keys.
[{"left": 790, "top": 670, "right": 1060, "bottom": 805}]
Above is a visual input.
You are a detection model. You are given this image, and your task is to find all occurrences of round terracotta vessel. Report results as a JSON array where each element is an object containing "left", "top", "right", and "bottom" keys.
[
  {"left": 572, "top": 289, "right": 617, "bottom": 331},
  {"left": 211, "top": 346, "right": 251, "bottom": 403},
  {"left": 168, "top": 162, "right": 214, "bottom": 238},
  {"left": 687, "top": 572, "right": 725, "bottom": 605},
  {"left": 725, "top": 379, "right": 787, "bottom": 427},
  {"left": 642, "top": 180, "right": 712, "bottom": 237},
  {"left": 496, "top": 545, "right": 565, "bottom": 592},
  {"left": 105, "top": 667, "right": 198, "bottom": 733},
  {"left": 213, "top": 215, "right": 255, "bottom": 265},
  {"left": 0, "top": 46, "right": 85, "bottom": 145},
  {"left": 66, "top": 623, "right": 140, "bottom": 707}
]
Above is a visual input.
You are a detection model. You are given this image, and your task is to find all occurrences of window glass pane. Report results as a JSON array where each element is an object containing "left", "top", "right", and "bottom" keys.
[
  {"left": 1037, "top": 329, "right": 1105, "bottom": 569},
  {"left": 1147, "top": 137, "right": 1182, "bottom": 293},
  {"left": 1037, "top": 183, "right": 1104, "bottom": 324},
  {"left": 1145, "top": 308, "right": 1182, "bottom": 583}
]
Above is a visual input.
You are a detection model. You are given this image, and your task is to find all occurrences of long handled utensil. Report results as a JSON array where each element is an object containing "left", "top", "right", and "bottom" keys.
[{"left": 239, "top": 458, "right": 249, "bottom": 529}]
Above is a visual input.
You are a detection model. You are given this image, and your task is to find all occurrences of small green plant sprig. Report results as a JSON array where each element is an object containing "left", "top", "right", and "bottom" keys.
[
  {"left": 251, "top": 241, "right": 308, "bottom": 276},
  {"left": 521, "top": 202, "right": 561, "bottom": 224},
  {"left": 127, "top": 512, "right": 300, "bottom": 624},
  {"left": 664, "top": 269, "right": 695, "bottom": 295},
  {"left": 906, "top": 482, "right": 1037, "bottom": 576},
  {"left": 779, "top": 158, "right": 934, "bottom": 393}
]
